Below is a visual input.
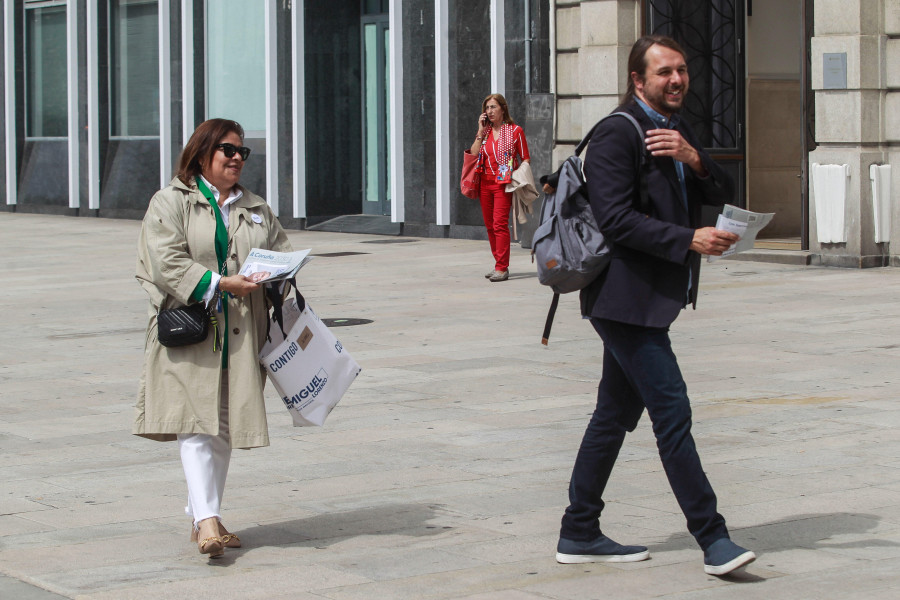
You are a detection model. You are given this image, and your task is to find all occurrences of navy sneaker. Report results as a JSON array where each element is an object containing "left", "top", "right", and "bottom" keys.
[
  {"left": 703, "top": 538, "right": 756, "bottom": 575},
  {"left": 556, "top": 535, "right": 650, "bottom": 564}
]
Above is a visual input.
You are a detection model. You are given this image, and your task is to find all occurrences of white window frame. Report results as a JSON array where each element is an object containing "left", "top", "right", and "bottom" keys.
[
  {"left": 181, "top": 0, "right": 194, "bottom": 145},
  {"left": 86, "top": 0, "right": 99, "bottom": 208},
  {"left": 4, "top": 0, "right": 17, "bottom": 205},
  {"left": 389, "top": 0, "right": 403, "bottom": 222},
  {"left": 434, "top": 0, "right": 449, "bottom": 225},
  {"left": 291, "top": 0, "right": 306, "bottom": 219},
  {"left": 159, "top": 0, "right": 171, "bottom": 187},
  {"left": 490, "top": 0, "right": 504, "bottom": 95}
]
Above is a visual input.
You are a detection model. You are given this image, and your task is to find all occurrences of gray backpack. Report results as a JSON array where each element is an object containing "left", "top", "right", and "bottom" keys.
[{"left": 532, "top": 112, "right": 648, "bottom": 344}]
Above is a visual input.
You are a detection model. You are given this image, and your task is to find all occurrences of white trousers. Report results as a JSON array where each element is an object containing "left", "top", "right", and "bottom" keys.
[{"left": 178, "top": 377, "right": 231, "bottom": 526}]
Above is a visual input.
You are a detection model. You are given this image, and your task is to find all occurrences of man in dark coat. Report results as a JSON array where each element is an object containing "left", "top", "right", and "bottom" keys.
[{"left": 556, "top": 35, "right": 756, "bottom": 577}]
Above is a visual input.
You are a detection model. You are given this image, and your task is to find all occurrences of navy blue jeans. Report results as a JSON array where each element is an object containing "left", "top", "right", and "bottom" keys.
[{"left": 560, "top": 318, "right": 728, "bottom": 550}]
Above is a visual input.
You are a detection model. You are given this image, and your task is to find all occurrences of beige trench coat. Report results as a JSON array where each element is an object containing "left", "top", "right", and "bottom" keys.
[{"left": 134, "top": 177, "right": 291, "bottom": 449}]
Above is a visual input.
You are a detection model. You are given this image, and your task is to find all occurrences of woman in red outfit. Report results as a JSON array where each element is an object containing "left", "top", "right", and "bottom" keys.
[{"left": 470, "top": 93, "right": 530, "bottom": 282}]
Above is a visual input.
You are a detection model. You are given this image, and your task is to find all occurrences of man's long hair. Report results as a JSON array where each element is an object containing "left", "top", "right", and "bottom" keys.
[{"left": 622, "top": 35, "right": 688, "bottom": 105}]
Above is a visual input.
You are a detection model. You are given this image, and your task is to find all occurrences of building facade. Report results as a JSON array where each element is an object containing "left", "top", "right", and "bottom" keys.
[
  {"left": 0, "top": 0, "right": 552, "bottom": 240},
  {"left": 556, "top": 0, "right": 899, "bottom": 267},
  {"left": 2, "top": 1, "right": 898, "bottom": 268}
]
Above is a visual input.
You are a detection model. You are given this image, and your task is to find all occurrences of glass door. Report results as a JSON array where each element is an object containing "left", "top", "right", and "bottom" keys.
[{"left": 361, "top": 15, "right": 390, "bottom": 216}]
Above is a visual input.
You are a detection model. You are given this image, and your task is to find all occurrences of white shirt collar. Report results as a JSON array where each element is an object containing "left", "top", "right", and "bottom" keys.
[{"left": 199, "top": 174, "right": 243, "bottom": 208}]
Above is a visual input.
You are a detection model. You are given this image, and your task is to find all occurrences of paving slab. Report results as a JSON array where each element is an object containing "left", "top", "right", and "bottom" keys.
[{"left": 1, "top": 212, "right": 899, "bottom": 599}]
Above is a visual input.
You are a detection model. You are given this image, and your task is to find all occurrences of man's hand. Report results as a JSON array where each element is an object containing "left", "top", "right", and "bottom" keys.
[
  {"left": 690, "top": 227, "right": 740, "bottom": 256},
  {"left": 645, "top": 129, "right": 707, "bottom": 176},
  {"left": 218, "top": 274, "right": 260, "bottom": 297}
]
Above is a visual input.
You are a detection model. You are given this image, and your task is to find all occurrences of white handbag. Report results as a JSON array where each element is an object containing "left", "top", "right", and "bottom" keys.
[{"left": 260, "top": 291, "right": 361, "bottom": 426}]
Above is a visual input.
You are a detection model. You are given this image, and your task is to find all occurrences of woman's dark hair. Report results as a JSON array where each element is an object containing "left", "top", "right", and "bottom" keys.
[
  {"left": 481, "top": 93, "right": 516, "bottom": 126},
  {"left": 174, "top": 118, "right": 245, "bottom": 186},
  {"left": 622, "top": 35, "right": 687, "bottom": 105}
]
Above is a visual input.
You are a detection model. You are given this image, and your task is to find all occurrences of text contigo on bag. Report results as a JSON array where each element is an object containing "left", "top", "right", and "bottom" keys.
[{"left": 260, "top": 295, "right": 361, "bottom": 426}]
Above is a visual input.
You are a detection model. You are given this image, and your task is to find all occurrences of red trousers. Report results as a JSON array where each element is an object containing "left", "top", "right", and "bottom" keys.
[{"left": 479, "top": 178, "right": 512, "bottom": 272}]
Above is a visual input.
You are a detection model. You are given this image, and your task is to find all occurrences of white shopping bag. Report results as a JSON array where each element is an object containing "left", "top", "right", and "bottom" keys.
[{"left": 260, "top": 296, "right": 361, "bottom": 426}]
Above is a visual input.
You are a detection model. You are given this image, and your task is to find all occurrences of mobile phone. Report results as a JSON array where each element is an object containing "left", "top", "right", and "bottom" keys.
[{"left": 481, "top": 115, "right": 489, "bottom": 126}]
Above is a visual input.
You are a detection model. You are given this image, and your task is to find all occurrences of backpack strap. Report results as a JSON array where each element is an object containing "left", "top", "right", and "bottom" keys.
[
  {"left": 605, "top": 112, "right": 651, "bottom": 214},
  {"left": 541, "top": 292, "right": 560, "bottom": 346},
  {"left": 578, "top": 111, "right": 651, "bottom": 214}
]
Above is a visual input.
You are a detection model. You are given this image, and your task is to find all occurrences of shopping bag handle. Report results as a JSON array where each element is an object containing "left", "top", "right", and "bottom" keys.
[{"left": 264, "top": 278, "right": 306, "bottom": 342}]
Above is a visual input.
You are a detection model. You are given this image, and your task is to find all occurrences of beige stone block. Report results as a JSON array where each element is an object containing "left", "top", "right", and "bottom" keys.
[
  {"left": 888, "top": 0, "right": 900, "bottom": 35},
  {"left": 814, "top": 90, "right": 884, "bottom": 143},
  {"left": 578, "top": 45, "right": 627, "bottom": 95},
  {"left": 810, "top": 35, "right": 885, "bottom": 90},
  {"left": 556, "top": 7, "right": 581, "bottom": 50},
  {"left": 556, "top": 52, "right": 580, "bottom": 95},
  {"left": 556, "top": 98, "right": 583, "bottom": 142},
  {"left": 888, "top": 40, "right": 900, "bottom": 88},
  {"left": 552, "top": 144, "right": 576, "bottom": 170},
  {"left": 815, "top": 0, "right": 880, "bottom": 35},
  {"left": 886, "top": 92, "right": 900, "bottom": 142},
  {"left": 580, "top": 0, "right": 637, "bottom": 47},
  {"left": 580, "top": 95, "right": 621, "bottom": 132}
]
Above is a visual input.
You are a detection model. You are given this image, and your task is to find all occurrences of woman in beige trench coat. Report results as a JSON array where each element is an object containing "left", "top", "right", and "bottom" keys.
[{"left": 135, "top": 118, "right": 291, "bottom": 559}]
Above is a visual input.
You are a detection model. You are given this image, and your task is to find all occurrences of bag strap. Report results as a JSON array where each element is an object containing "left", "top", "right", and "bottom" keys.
[
  {"left": 541, "top": 293, "right": 560, "bottom": 346},
  {"left": 576, "top": 111, "right": 651, "bottom": 213},
  {"left": 264, "top": 277, "right": 307, "bottom": 342}
]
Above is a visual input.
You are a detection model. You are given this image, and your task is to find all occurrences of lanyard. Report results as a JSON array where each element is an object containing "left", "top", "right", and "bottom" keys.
[
  {"left": 195, "top": 177, "right": 231, "bottom": 361},
  {"left": 195, "top": 177, "right": 228, "bottom": 275}
]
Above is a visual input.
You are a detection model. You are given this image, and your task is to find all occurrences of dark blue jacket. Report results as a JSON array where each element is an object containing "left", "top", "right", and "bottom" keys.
[{"left": 580, "top": 100, "right": 734, "bottom": 328}]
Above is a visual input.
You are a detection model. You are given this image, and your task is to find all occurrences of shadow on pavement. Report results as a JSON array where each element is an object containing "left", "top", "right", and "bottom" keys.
[
  {"left": 651, "top": 511, "right": 892, "bottom": 582},
  {"left": 207, "top": 502, "right": 445, "bottom": 566}
]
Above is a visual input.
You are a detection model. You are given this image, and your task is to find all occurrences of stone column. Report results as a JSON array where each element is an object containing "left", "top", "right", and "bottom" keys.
[
  {"left": 553, "top": 0, "right": 638, "bottom": 168},
  {"left": 809, "top": 0, "right": 891, "bottom": 267},
  {"left": 886, "top": 2, "right": 900, "bottom": 264}
]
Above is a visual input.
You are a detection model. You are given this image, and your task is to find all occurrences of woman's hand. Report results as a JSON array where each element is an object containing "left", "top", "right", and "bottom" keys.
[
  {"left": 476, "top": 113, "right": 489, "bottom": 137},
  {"left": 471, "top": 113, "right": 490, "bottom": 155},
  {"left": 218, "top": 274, "right": 260, "bottom": 298}
]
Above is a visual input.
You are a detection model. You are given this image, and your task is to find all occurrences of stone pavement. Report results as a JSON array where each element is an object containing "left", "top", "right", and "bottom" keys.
[{"left": 0, "top": 211, "right": 898, "bottom": 600}]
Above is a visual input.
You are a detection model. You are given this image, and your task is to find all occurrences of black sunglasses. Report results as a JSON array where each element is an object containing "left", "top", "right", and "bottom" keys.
[{"left": 215, "top": 143, "right": 251, "bottom": 161}]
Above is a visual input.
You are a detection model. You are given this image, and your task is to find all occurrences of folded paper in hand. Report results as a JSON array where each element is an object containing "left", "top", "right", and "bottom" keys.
[
  {"left": 708, "top": 205, "right": 774, "bottom": 262},
  {"left": 239, "top": 248, "right": 313, "bottom": 284}
]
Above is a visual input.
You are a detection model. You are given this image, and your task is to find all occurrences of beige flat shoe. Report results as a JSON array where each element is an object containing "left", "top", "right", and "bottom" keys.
[
  {"left": 191, "top": 520, "right": 241, "bottom": 549},
  {"left": 218, "top": 523, "right": 242, "bottom": 548},
  {"left": 489, "top": 270, "right": 509, "bottom": 282},
  {"left": 195, "top": 518, "right": 224, "bottom": 558}
]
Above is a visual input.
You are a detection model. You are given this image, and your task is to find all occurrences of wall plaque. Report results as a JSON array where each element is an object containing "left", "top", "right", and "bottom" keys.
[{"left": 823, "top": 53, "right": 847, "bottom": 90}]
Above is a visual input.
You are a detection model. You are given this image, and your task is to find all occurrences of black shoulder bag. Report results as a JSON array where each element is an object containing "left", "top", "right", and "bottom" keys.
[{"left": 157, "top": 302, "right": 210, "bottom": 347}]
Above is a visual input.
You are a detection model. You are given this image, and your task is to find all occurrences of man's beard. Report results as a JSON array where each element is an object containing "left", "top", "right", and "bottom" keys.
[{"left": 645, "top": 86, "right": 686, "bottom": 114}]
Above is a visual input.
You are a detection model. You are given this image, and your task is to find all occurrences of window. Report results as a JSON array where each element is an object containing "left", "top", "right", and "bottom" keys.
[
  {"left": 363, "top": 0, "right": 388, "bottom": 15},
  {"left": 205, "top": 0, "right": 265, "bottom": 135},
  {"left": 25, "top": 0, "right": 67, "bottom": 138},
  {"left": 109, "top": 0, "right": 160, "bottom": 137}
]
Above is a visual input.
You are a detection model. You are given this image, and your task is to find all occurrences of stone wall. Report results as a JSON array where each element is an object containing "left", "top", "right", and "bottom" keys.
[
  {"left": 809, "top": 0, "right": 895, "bottom": 267},
  {"left": 553, "top": 0, "right": 638, "bottom": 169}
]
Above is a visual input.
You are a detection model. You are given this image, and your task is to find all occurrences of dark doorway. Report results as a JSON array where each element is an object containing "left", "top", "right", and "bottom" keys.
[{"left": 644, "top": 0, "right": 746, "bottom": 212}]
